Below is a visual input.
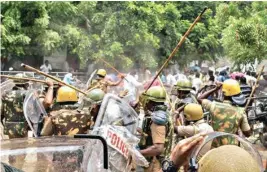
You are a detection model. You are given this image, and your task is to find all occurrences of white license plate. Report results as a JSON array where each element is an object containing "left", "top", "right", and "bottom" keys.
[{"left": 254, "top": 123, "right": 264, "bottom": 130}]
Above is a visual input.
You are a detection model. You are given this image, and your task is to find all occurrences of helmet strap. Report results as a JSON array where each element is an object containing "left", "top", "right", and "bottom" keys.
[{"left": 188, "top": 158, "right": 198, "bottom": 172}]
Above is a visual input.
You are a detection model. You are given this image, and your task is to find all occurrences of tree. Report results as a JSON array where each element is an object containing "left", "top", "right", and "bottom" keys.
[
  {"left": 215, "top": 2, "right": 267, "bottom": 68},
  {"left": 2, "top": 2, "right": 264, "bottom": 71}
]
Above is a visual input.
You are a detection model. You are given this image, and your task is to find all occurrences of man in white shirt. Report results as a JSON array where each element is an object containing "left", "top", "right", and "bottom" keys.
[
  {"left": 174, "top": 73, "right": 187, "bottom": 81},
  {"left": 166, "top": 70, "right": 176, "bottom": 87},
  {"left": 192, "top": 72, "right": 203, "bottom": 93},
  {"left": 123, "top": 70, "right": 143, "bottom": 103},
  {"left": 245, "top": 71, "right": 256, "bottom": 87},
  {"left": 40, "top": 60, "right": 52, "bottom": 73},
  {"left": 144, "top": 67, "right": 151, "bottom": 81}
]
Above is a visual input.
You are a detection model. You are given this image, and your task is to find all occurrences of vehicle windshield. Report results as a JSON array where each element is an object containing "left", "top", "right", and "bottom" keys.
[{"left": 1, "top": 136, "right": 98, "bottom": 172}]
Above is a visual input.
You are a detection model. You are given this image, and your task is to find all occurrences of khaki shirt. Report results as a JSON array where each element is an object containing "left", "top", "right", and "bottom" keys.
[
  {"left": 176, "top": 119, "right": 213, "bottom": 137},
  {"left": 176, "top": 119, "right": 213, "bottom": 159},
  {"left": 202, "top": 99, "right": 250, "bottom": 133},
  {"left": 151, "top": 123, "right": 166, "bottom": 144},
  {"left": 145, "top": 123, "right": 166, "bottom": 172}
]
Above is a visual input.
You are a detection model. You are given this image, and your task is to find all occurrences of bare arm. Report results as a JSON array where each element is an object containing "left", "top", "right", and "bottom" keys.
[
  {"left": 140, "top": 143, "right": 164, "bottom": 157},
  {"left": 107, "top": 76, "right": 124, "bottom": 86},
  {"left": 42, "top": 81, "right": 54, "bottom": 109},
  {"left": 197, "top": 84, "right": 221, "bottom": 104},
  {"left": 240, "top": 113, "right": 252, "bottom": 137},
  {"left": 140, "top": 123, "right": 166, "bottom": 157},
  {"left": 170, "top": 134, "right": 205, "bottom": 169}
]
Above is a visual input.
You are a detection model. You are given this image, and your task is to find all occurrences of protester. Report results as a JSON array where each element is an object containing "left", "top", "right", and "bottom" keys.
[
  {"left": 143, "top": 73, "right": 161, "bottom": 90},
  {"left": 217, "top": 70, "right": 227, "bottom": 82},
  {"left": 144, "top": 67, "right": 152, "bottom": 81},
  {"left": 40, "top": 60, "right": 52, "bottom": 73},
  {"left": 123, "top": 70, "right": 143, "bottom": 103},
  {"left": 192, "top": 72, "right": 203, "bottom": 92},
  {"left": 256, "top": 72, "right": 267, "bottom": 95},
  {"left": 201, "top": 71, "right": 209, "bottom": 84},
  {"left": 174, "top": 72, "right": 187, "bottom": 81},
  {"left": 165, "top": 70, "right": 176, "bottom": 88},
  {"left": 161, "top": 71, "right": 167, "bottom": 84},
  {"left": 188, "top": 70, "right": 195, "bottom": 82},
  {"left": 208, "top": 70, "right": 214, "bottom": 81},
  {"left": 239, "top": 76, "right": 252, "bottom": 99},
  {"left": 245, "top": 71, "right": 257, "bottom": 87},
  {"left": 63, "top": 68, "right": 75, "bottom": 85}
]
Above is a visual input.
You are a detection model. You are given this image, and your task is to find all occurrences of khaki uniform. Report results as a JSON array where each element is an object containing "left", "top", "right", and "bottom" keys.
[
  {"left": 41, "top": 104, "right": 91, "bottom": 136},
  {"left": 176, "top": 119, "right": 213, "bottom": 159},
  {"left": 140, "top": 106, "right": 173, "bottom": 172},
  {"left": 144, "top": 123, "right": 166, "bottom": 172},
  {"left": 1, "top": 90, "right": 28, "bottom": 139},
  {"left": 88, "top": 79, "right": 109, "bottom": 93},
  {"left": 174, "top": 93, "right": 198, "bottom": 110},
  {"left": 202, "top": 99, "right": 250, "bottom": 147},
  {"left": 176, "top": 119, "right": 213, "bottom": 137}
]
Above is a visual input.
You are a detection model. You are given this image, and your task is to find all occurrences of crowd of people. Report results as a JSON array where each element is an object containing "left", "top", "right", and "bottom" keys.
[{"left": 1, "top": 64, "right": 267, "bottom": 172}]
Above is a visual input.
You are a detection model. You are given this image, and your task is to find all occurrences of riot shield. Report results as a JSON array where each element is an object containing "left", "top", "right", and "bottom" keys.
[
  {"left": 0, "top": 80, "right": 15, "bottom": 97},
  {"left": 29, "top": 82, "right": 44, "bottom": 91},
  {"left": 189, "top": 132, "right": 263, "bottom": 172},
  {"left": 92, "top": 94, "right": 148, "bottom": 171},
  {"left": 94, "top": 93, "right": 139, "bottom": 134},
  {"left": 23, "top": 90, "right": 48, "bottom": 137},
  {"left": 86, "top": 69, "right": 97, "bottom": 89}
]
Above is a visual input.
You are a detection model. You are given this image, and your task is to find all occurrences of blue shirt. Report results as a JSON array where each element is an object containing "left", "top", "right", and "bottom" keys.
[{"left": 63, "top": 73, "right": 74, "bottom": 85}]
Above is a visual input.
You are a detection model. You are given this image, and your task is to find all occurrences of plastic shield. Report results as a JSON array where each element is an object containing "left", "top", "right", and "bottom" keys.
[
  {"left": 94, "top": 94, "right": 139, "bottom": 134},
  {"left": 92, "top": 94, "right": 148, "bottom": 171},
  {"left": 86, "top": 69, "right": 97, "bottom": 89},
  {"left": 189, "top": 132, "right": 263, "bottom": 172},
  {"left": 23, "top": 90, "right": 48, "bottom": 137},
  {"left": 0, "top": 79, "right": 15, "bottom": 97},
  {"left": 89, "top": 125, "right": 149, "bottom": 172},
  {"left": 29, "top": 82, "right": 44, "bottom": 91}
]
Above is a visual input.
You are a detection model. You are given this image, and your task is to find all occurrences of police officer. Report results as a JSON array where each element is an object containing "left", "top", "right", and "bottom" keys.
[
  {"left": 174, "top": 103, "right": 213, "bottom": 159},
  {"left": 198, "top": 79, "right": 251, "bottom": 147},
  {"left": 1, "top": 81, "right": 28, "bottom": 139},
  {"left": 88, "top": 69, "right": 124, "bottom": 93},
  {"left": 174, "top": 103, "right": 213, "bottom": 137},
  {"left": 83, "top": 88, "right": 105, "bottom": 126},
  {"left": 172, "top": 79, "right": 198, "bottom": 111},
  {"left": 172, "top": 80, "right": 198, "bottom": 148},
  {"left": 1, "top": 76, "right": 53, "bottom": 170},
  {"left": 41, "top": 86, "right": 91, "bottom": 136},
  {"left": 138, "top": 86, "right": 173, "bottom": 172},
  {"left": 1, "top": 75, "right": 53, "bottom": 139}
]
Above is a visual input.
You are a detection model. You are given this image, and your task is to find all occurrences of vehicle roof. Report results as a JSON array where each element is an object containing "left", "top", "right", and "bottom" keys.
[{"left": 1, "top": 136, "right": 89, "bottom": 151}]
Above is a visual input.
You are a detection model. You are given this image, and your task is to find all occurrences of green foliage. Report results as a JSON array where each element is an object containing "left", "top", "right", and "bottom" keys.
[
  {"left": 1, "top": 1, "right": 265, "bottom": 70},
  {"left": 215, "top": 2, "right": 267, "bottom": 67}
]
